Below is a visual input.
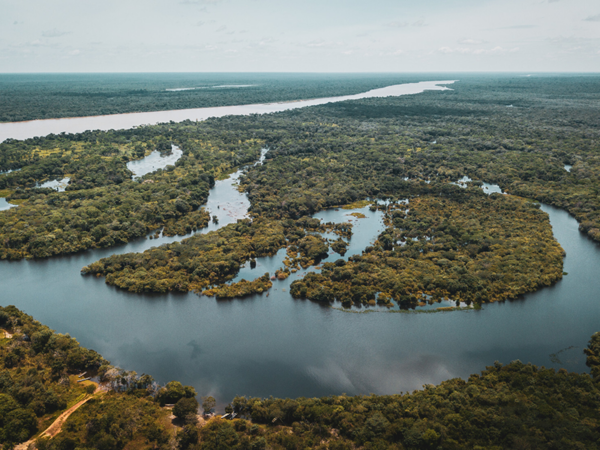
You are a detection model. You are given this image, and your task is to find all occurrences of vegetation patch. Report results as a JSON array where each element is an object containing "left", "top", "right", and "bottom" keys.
[
  {"left": 291, "top": 193, "right": 564, "bottom": 308},
  {"left": 82, "top": 219, "right": 287, "bottom": 293},
  {"left": 347, "top": 212, "right": 367, "bottom": 218},
  {"left": 203, "top": 274, "right": 273, "bottom": 299},
  {"left": 0, "top": 124, "right": 264, "bottom": 259}
]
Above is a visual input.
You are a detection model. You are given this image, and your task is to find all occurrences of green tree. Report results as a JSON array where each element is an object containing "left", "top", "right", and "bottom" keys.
[
  {"left": 202, "top": 396, "right": 216, "bottom": 415},
  {"left": 177, "top": 424, "right": 199, "bottom": 450},
  {"left": 199, "top": 419, "right": 239, "bottom": 450},
  {"left": 174, "top": 397, "right": 199, "bottom": 424}
]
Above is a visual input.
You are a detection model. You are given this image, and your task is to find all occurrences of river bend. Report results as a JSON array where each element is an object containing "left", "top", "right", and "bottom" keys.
[{"left": 0, "top": 81, "right": 598, "bottom": 408}]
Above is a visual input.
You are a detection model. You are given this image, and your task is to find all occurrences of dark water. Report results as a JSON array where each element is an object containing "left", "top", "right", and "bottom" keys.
[{"left": 1, "top": 182, "right": 599, "bottom": 408}]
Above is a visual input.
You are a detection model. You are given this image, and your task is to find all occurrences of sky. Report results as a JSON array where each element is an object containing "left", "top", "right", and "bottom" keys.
[{"left": 1, "top": 0, "right": 599, "bottom": 73}]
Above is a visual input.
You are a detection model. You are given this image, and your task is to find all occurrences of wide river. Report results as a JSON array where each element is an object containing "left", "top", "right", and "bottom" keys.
[
  {"left": 1, "top": 81, "right": 598, "bottom": 408},
  {"left": 0, "top": 80, "right": 455, "bottom": 142}
]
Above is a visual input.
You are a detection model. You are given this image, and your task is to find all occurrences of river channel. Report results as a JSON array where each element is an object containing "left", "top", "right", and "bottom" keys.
[
  {"left": 1, "top": 82, "right": 599, "bottom": 408},
  {"left": 0, "top": 80, "right": 455, "bottom": 143}
]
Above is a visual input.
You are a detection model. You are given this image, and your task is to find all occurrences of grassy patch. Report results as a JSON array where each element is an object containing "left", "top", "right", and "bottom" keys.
[
  {"left": 341, "top": 200, "right": 372, "bottom": 209},
  {"left": 347, "top": 212, "right": 367, "bottom": 218}
]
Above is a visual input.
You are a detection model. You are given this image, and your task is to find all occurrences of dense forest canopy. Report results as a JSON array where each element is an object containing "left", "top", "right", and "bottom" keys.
[
  {"left": 290, "top": 193, "right": 563, "bottom": 308},
  {"left": 0, "top": 73, "right": 438, "bottom": 123},
  {"left": 2, "top": 74, "right": 600, "bottom": 447},
  {"left": 1, "top": 305, "right": 600, "bottom": 449},
  {"left": 1, "top": 75, "right": 599, "bottom": 310},
  {"left": 0, "top": 124, "right": 263, "bottom": 259}
]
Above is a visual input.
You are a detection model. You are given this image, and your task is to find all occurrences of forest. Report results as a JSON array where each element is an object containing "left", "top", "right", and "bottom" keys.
[
  {"left": 81, "top": 217, "right": 349, "bottom": 295},
  {"left": 1, "top": 305, "right": 600, "bottom": 449},
  {"left": 0, "top": 123, "right": 263, "bottom": 259},
  {"left": 0, "top": 73, "right": 430, "bottom": 123},
  {"left": 2, "top": 75, "right": 599, "bottom": 308},
  {"left": 290, "top": 193, "right": 564, "bottom": 308}
]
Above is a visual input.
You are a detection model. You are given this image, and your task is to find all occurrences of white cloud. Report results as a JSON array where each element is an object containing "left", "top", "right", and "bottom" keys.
[
  {"left": 386, "top": 20, "right": 426, "bottom": 28},
  {"left": 180, "top": 0, "right": 221, "bottom": 4},
  {"left": 438, "top": 46, "right": 519, "bottom": 55},
  {"left": 306, "top": 40, "right": 327, "bottom": 48},
  {"left": 385, "top": 49, "right": 404, "bottom": 56},
  {"left": 458, "top": 39, "right": 485, "bottom": 45},
  {"left": 500, "top": 25, "right": 536, "bottom": 29},
  {"left": 42, "top": 29, "right": 69, "bottom": 38},
  {"left": 2, "top": 0, "right": 599, "bottom": 72}
]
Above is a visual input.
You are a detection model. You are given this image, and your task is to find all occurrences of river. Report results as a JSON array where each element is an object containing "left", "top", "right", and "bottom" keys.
[
  {"left": 1, "top": 179, "right": 598, "bottom": 407},
  {"left": 1, "top": 81, "right": 598, "bottom": 409},
  {"left": 0, "top": 80, "right": 455, "bottom": 142}
]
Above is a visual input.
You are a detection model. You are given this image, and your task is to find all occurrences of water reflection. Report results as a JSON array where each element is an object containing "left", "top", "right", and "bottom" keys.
[
  {"left": 2, "top": 82, "right": 599, "bottom": 409},
  {"left": 1, "top": 199, "right": 599, "bottom": 408}
]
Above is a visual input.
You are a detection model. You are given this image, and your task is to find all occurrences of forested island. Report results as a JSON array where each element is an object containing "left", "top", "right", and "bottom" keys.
[
  {"left": 1, "top": 305, "right": 600, "bottom": 449},
  {"left": 2, "top": 75, "right": 599, "bottom": 309}
]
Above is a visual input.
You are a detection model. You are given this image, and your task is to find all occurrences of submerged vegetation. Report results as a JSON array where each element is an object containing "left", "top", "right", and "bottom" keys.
[
  {"left": 2, "top": 305, "right": 600, "bottom": 449},
  {"left": 81, "top": 217, "right": 350, "bottom": 294}
]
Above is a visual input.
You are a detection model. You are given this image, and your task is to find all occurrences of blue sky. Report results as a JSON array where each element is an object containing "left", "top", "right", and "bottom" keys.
[{"left": 1, "top": 0, "right": 599, "bottom": 72}]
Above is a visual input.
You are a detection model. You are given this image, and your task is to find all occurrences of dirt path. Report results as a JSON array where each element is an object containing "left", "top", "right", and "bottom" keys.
[
  {"left": 1, "top": 329, "right": 12, "bottom": 339},
  {"left": 15, "top": 387, "right": 101, "bottom": 450}
]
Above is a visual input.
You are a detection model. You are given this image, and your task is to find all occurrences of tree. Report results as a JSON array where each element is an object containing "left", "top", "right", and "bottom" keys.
[
  {"left": 202, "top": 396, "right": 216, "bottom": 415},
  {"left": 199, "top": 419, "right": 239, "bottom": 450},
  {"left": 174, "top": 397, "right": 199, "bottom": 424},
  {"left": 157, "top": 381, "right": 197, "bottom": 405},
  {"left": 177, "top": 424, "right": 199, "bottom": 450}
]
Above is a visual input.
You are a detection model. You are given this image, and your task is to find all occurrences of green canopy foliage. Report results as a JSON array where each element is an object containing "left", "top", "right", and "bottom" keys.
[
  {"left": 0, "top": 122, "right": 264, "bottom": 259},
  {"left": 291, "top": 192, "right": 564, "bottom": 307}
]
